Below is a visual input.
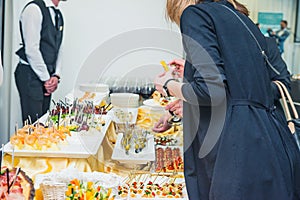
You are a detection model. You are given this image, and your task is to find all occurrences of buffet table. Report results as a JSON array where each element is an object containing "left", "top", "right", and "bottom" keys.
[{"left": 2, "top": 103, "right": 186, "bottom": 199}]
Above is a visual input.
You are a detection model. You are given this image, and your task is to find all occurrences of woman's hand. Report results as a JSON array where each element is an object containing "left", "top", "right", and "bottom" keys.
[
  {"left": 166, "top": 99, "right": 183, "bottom": 118},
  {"left": 154, "top": 70, "right": 174, "bottom": 96},
  {"left": 169, "top": 59, "right": 185, "bottom": 78},
  {"left": 152, "top": 112, "right": 172, "bottom": 133}
]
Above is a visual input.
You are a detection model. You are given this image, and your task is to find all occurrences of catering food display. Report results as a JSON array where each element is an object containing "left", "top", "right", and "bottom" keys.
[
  {"left": 118, "top": 174, "right": 186, "bottom": 199},
  {"left": 2, "top": 82, "right": 186, "bottom": 199},
  {"left": 49, "top": 98, "right": 112, "bottom": 132},
  {"left": 111, "top": 131, "right": 155, "bottom": 164},
  {"left": 10, "top": 125, "right": 70, "bottom": 151},
  {"left": 109, "top": 108, "right": 138, "bottom": 124},
  {"left": 0, "top": 167, "right": 35, "bottom": 200},
  {"left": 65, "top": 179, "right": 115, "bottom": 200},
  {"left": 35, "top": 169, "right": 122, "bottom": 200},
  {"left": 155, "top": 147, "right": 184, "bottom": 173},
  {"left": 154, "top": 136, "right": 178, "bottom": 146},
  {"left": 4, "top": 113, "right": 111, "bottom": 158},
  {"left": 151, "top": 91, "right": 170, "bottom": 107}
]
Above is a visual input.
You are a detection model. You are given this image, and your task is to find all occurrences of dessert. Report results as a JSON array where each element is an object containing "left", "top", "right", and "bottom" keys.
[
  {"left": 0, "top": 167, "right": 34, "bottom": 200},
  {"left": 118, "top": 180, "right": 184, "bottom": 198},
  {"left": 10, "top": 125, "right": 70, "bottom": 150}
]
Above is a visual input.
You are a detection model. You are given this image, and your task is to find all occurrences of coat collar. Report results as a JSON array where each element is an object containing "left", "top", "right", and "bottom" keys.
[{"left": 202, "top": 0, "right": 235, "bottom": 9}]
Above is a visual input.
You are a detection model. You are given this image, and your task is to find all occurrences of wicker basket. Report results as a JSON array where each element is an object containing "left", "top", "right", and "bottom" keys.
[{"left": 40, "top": 182, "right": 66, "bottom": 200}]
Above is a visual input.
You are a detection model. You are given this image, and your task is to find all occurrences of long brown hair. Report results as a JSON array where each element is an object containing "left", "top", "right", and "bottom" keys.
[{"left": 166, "top": 0, "right": 249, "bottom": 25}]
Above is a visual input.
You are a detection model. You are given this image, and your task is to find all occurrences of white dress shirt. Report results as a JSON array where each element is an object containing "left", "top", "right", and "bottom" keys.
[{"left": 19, "top": 0, "right": 63, "bottom": 81}]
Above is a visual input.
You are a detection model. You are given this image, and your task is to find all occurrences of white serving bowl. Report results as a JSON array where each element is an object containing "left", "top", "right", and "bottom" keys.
[{"left": 110, "top": 93, "right": 139, "bottom": 108}]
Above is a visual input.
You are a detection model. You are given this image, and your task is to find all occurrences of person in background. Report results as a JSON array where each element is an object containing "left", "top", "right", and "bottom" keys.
[
  {"left": 15, "top": 0, "right": 66, "bottom": 123},
  {"left": 267, "top": 20, "right": 290, "bottom": 55},
  {"left": 154, "top": 0, "right": 300, "bottom": 199},
  {"left": 255, "top": 22, "right": 260, "bottom": 29}
]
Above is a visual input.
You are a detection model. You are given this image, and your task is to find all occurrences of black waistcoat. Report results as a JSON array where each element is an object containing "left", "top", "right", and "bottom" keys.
[{"left": 16, "top": 0, "right": 64, "bottom": 75}]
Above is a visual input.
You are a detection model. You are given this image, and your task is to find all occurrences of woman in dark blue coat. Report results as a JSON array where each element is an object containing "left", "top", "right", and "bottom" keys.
[{"left": 155, "top": 0, "right": 300, "bottom": 199}]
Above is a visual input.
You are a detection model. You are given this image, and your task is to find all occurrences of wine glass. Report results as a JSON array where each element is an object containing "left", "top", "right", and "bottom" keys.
[
  {"left": 140, "top": 78, "right": 155, "bottom": 99},
  {"left": 125, "top": 79, "right": 136, "bottom": 93},
  {"left": 133, "top": 77, "right": 142, "bottom": 95},
  {"left": 111, "top": 78, "right": 120, "bottom": 93}
]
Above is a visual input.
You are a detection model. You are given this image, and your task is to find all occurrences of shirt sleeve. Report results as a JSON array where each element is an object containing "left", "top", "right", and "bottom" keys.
[
  {"left": 54, "top": 39, "right": 63, "bottom": 77},
  {"left": 180, "top": 5, "right": 226, "bottom": 106},
  {"left": 20, "top": 4, "right": 50, "bottom": 81}
]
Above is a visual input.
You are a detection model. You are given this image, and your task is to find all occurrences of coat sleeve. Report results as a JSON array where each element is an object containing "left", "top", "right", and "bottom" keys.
[
  {"left": 266, "top": 37, "right": 291, "bottom": 100},
  {"left": 180, "top": 5, "right": 226, "bottom": 106}
]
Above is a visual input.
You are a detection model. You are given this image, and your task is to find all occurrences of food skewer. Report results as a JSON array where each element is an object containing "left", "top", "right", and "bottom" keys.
[
  {"left": 6, "top": 168, "right": 9, "bottom": 194},
  {"left": 152, "top": 169, "right": 162, "bottom": 184},
  {"left": 8, "top": 167, "right": 21, "bottom": 192},
  {"left": 36, "top": 114, "right": 40, "bottom": 129},
  {"left": 44, "top": 110, "right": 51, "bottom": 127},
  {"left": 59, "top": 100, "right": 67, "bottom": 107},
  {"left": 52, "top": 99, "right": 57, "bottom": 106},
  {"left": 15, "top": 123, "right": 18, "bottom": 135},
  {"left": 57, "top": 108, "right": 61, "bottom": 130},
  {"left": 28, "top": 115, "right": 32, "bottom": 125}
]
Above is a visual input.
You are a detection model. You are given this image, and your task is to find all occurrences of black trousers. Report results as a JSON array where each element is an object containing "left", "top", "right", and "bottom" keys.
[{"left": 15, "top": 63, "right": 51, "bottom": 124}]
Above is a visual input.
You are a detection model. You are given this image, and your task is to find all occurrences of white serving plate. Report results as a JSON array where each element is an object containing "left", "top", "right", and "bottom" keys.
[
  {"left": 143, "top": 99, "right": 164, "bottom": 109},
  {"left": 143, "top": 97, "right": 177, "bottom": 110},
  {"left": 111, "top": 133, "right": 155, "bottom": 164},
  {"left": 107, "top": 107, "right": 138, "bottom": 124},
  {"left": 3, "top": 116, "right": 112, "bottom": 158}
]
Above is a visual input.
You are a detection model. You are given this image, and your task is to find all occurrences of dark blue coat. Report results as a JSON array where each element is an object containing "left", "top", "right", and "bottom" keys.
[{"left": 180, "top": 1, "right": 300, "bottom": 199}]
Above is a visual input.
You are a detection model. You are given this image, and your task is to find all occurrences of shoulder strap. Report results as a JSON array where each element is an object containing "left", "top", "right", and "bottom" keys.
[
  {"left": 220, "top": 4, "right": 280, "bottom": 75},
  {"left": 273, "top": 81, "right": 298, "bottom": 134},
  {"left": 275, "top": 80, "right": 299, "bottom": 119},
  {"left": 273, "top": 81, "right": 292, "bottom": 121}
]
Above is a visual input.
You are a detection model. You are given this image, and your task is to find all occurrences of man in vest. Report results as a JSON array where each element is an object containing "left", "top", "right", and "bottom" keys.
[{"left": 15, "top": 0, "right": 66, "bottom": 123}]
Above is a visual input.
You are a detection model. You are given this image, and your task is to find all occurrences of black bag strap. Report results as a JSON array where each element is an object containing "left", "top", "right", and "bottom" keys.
[{"left": 221, "top": 4, "right": 280, "bottom": 75}]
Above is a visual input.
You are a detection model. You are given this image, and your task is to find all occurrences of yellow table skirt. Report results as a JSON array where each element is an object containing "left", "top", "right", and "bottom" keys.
[{"left": 3, "top": 123, "right": 118, "bottom": 199}]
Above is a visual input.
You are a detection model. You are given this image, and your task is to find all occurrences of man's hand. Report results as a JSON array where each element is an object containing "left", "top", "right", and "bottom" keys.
[{"left": 44, "top": 76, "right": 59, "bottom": 95}]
